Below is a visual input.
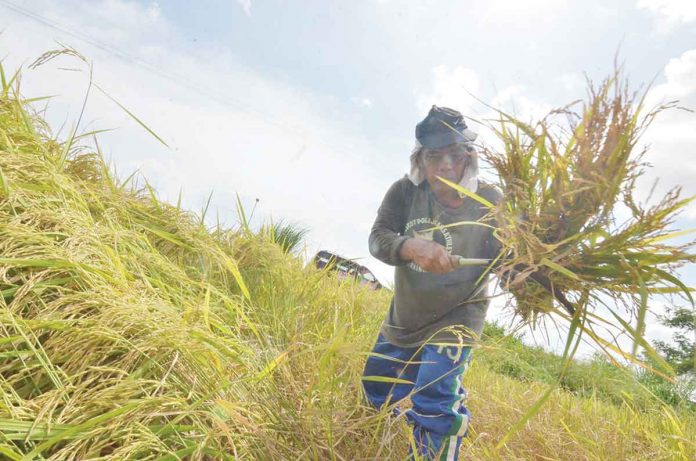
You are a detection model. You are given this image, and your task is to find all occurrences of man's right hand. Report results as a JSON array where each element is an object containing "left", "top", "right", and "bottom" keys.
[{"left": 400, "top": 238, "right": 459, "bottom": 274}]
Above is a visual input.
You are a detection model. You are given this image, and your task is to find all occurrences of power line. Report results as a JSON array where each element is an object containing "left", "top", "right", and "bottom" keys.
[{"left": 0, "top": 0, "right": 338, "bottom": 149}]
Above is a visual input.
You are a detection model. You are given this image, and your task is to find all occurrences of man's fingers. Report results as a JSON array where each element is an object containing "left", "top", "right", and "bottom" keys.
[
  {"left": 442, "top": 254, "right": 454, "bottom": 272},
  {"left": 413, "top": 243, "right": 458, "bottom": 273},
  {"left": 448, "top": 255, "right": 462, "bottom": 268},
  {"left": 429, "top": 253, "right": 451, "bottom": 273}
]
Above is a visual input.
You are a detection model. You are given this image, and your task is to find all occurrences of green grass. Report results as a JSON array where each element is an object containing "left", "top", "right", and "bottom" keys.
[
  {"left": 0, "top": 61, "right": 695, "bottom": 460},
  {"left": 479, "top": 322, "right": 696, "bottom": 411}
]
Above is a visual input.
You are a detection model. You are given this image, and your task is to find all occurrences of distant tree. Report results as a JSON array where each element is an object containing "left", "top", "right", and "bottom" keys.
[{"left": 653, "top": 306, "right": 696, "bottom": 375}]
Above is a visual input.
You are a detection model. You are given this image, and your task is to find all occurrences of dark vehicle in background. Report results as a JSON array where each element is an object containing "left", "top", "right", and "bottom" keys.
[{"left": 313, "top": 250, "right": 383, "bottom": 290}]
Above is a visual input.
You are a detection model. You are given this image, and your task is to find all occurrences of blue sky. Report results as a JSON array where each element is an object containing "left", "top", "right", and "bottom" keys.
[{"left": 1, "top": 0, "right": 694, "bottom": 356}]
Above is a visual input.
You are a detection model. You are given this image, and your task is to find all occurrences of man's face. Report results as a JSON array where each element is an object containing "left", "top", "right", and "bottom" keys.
[{"left": 418, "top": 143, "right": 474, "bottom": 194}]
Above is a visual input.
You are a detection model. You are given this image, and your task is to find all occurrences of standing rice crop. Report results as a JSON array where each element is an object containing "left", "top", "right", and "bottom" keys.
[{"left": 0, "top": 61, "right": 397, "bottom": 459}]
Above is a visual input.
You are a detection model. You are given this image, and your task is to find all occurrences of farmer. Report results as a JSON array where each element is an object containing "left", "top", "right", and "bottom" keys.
[{"left": 362, "top": 105, "right": 503, "bottom": 460}]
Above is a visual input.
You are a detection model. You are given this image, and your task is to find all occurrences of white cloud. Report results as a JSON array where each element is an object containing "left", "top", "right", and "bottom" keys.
[
  {"left": 374, "top": 0, "right": 570, "bottom": 46},
  {"left": 418, "top": 66, "right": 554, "bottom": 125},
  {"left": 639, "top": 49, "right": 696, "bottom": 218},
  {"left": 491, "top": 84, "right": 553, "bottom": 122},
  {"left": 558, "top": 73, "right": 585, "bottom": 92},
  {"left": 351, "top": 96, "right": 374, "bottom": 109},
  {"left": 236, "top": 0, "right": 252, "bottom": 17},
  {"left": 416, "top": 65, "right": 482, "bottom": 118},
  {"left": 65, "top": 0, "right": 169, "bottom": 49},
  {"left": 638, "top": 0, "right": 696, "bottom": 31},
  {"left": 648, "top": 49, "right": 696, "bottom": 100},
  {"left": 480, "top": 0, "right": 570, "bottom": 17},
  {"left": 0, "top": 0, "right": 388, "bottom": 279}
]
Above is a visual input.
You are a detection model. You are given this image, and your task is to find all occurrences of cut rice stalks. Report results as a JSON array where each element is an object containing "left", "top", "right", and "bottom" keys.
[{"left": 474, "top": 70, "right": 695, "bottom": 371}]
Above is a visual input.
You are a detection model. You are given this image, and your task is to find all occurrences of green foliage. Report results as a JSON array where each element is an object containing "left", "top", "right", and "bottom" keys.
[
  {"left": 636, "top": 366, "right": 693, "bottom": 408},
  {"left": 480, "top": 321, "right": 695, "bottom": 411},
  {"left": 258, "top": 219, "right": 309, "bottom": 255},
  {"left": 654, "top": 306, "right": 696, "bottom": 374}
]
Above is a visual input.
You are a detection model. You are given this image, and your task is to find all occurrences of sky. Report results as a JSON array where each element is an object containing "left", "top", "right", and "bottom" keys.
[{"left": 0, "top": 0, "right": 694, "bottom": 357}]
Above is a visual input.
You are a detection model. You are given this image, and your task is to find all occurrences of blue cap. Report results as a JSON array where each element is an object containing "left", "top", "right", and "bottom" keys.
[{"left": 416, "top": 105, "right": 477, "bottom": 149}]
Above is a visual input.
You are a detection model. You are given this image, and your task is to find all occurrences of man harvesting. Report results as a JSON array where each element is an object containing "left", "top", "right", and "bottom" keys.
[{"left": 363, "top": 106, "right": 503, "bottom": 460}]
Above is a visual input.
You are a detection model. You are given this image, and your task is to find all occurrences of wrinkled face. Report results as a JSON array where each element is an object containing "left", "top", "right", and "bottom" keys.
[{"left": 418, "top": 143, "right": 475, "bottom": 194}]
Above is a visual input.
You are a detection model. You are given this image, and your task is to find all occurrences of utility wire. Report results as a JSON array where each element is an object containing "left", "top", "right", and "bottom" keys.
[{"left": 0, "top": 0, "right": 339, "bottom": 150}]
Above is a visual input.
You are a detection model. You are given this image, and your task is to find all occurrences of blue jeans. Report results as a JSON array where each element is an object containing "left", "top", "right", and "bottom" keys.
[{"left": 362, "top": 333, "right": 473, "bottom": 460}]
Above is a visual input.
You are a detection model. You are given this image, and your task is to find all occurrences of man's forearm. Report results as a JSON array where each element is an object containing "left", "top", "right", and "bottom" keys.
[
  {"left": 398, "top": 237, "right": 416, "bottom": 261},
  {"left": 368, "top": 228, "right": 410, "bottom": 266}
]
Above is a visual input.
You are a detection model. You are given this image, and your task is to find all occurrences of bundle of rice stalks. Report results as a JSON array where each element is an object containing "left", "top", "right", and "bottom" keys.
[{"left": 467, "top": 71, "right": 695, "bottom": 366}]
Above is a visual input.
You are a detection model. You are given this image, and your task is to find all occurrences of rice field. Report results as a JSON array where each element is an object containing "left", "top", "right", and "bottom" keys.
[{"left": 0, "top": 63, "right": 694, "bottom": 460}]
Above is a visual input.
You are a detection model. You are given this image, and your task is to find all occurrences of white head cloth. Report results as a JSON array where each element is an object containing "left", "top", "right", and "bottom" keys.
[{"left": 407, "top": 140, "right": 480, "bottom": 195}]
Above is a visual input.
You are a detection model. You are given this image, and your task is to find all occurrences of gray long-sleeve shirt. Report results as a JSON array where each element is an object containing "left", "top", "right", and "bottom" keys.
[{"left": 369, "top": 176, "right": 503, "bottom": 347}]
